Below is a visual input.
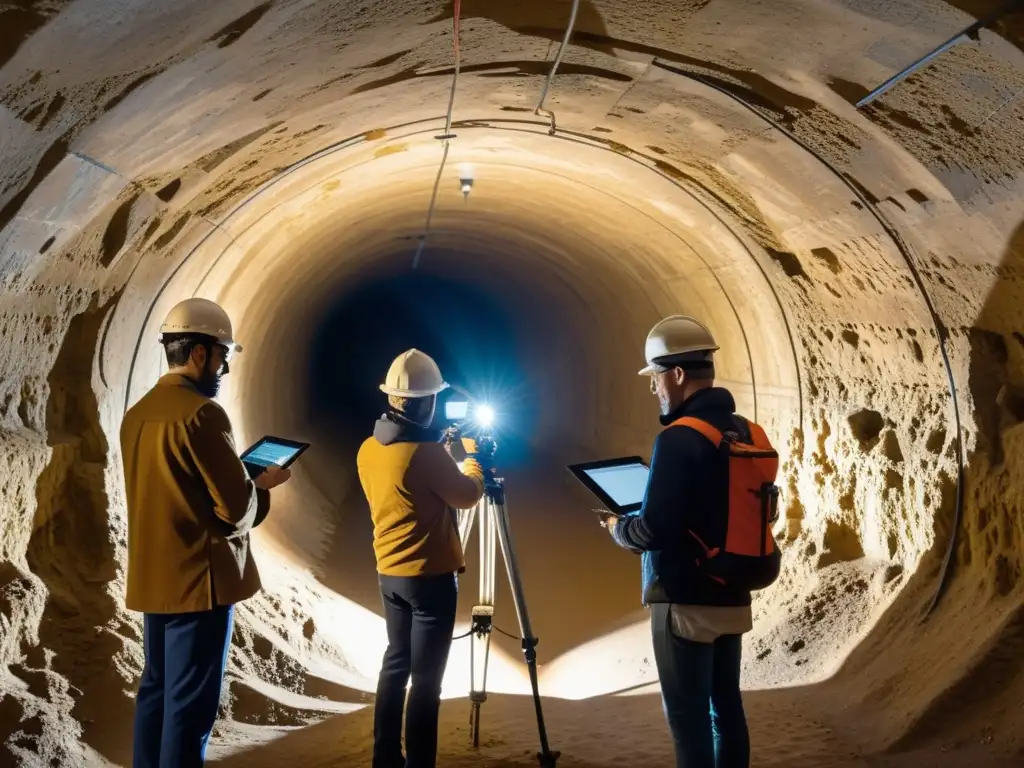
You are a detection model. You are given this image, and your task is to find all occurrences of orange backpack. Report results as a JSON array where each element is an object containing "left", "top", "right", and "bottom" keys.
[{"left": 669, "top": 416, "right": 782, "bottom": 592}]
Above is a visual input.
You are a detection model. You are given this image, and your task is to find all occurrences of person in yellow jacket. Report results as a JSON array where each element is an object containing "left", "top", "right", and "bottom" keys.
[
  {"left": 357, "top": 349, "right": 485, "bottom": 768},
  {"left": 120, "top": 298, "right": 292, "bottom": 768}
]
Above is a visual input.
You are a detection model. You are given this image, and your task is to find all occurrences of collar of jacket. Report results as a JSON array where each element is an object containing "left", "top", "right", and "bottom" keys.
[
  {"left": 159, "top": 373, "right": 202, "bottom": 392},
  {"left": 659, "top": 386, "right": 737, "bottom": 426},
  {"left": 373, "top": 411, "right": 442, "bottom": 446}
]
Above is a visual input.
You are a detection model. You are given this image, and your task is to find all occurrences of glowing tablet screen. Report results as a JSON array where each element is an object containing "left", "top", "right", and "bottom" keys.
[
  {"left": 581, "top": 462, "right": 650, "bottom": 508},
  {"left": 240, "top": 436, "right": 309, "bottom": 471}
]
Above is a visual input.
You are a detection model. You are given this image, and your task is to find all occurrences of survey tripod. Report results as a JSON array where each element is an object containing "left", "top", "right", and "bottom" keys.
[{"left": 445, "top": 429, "right": 560, "bottom": 767}]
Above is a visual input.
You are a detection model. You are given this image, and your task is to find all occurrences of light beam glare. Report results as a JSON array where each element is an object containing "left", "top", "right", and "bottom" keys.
[{"left": 475, "top": 403, "right": 495, "bottom": 427}]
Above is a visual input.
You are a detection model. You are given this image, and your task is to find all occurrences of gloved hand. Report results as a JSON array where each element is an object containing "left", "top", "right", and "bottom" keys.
[
  {"left": 460, "top": 456, "right": 484, "bottom": 481},
  {"left": 447, "top": 435, "right": 474, "bottom": 462}
]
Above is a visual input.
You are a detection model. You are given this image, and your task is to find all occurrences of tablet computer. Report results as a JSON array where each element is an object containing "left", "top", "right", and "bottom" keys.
[
  {"left": 240, "top": 435, "right": 310, "bottom": 478},
  {"left": 566, "top": 456, "right": 650, "bottom": 515}
]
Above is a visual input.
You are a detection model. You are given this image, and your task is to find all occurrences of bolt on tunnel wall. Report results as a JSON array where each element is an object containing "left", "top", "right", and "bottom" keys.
[{"left": 2, "top": 0, "right": 1024, "bottom": 765}]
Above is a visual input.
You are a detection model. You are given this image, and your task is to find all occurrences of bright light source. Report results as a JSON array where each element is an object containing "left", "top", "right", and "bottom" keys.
[
  {"left": 475, "top": 404, "right": 495, "bottom": 427},
  {"left": 458, "top": 163, "right": 475, "bottom": 199}
]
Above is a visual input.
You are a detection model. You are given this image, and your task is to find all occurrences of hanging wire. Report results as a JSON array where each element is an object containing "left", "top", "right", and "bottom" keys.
[
  {"left": 974, "top": 83, "right": 1024, "bottom": 130},
  {"left": 443, "top": 0, "right": 462, "bottom": 139},
  {"left": 412, "top": 141, "right": 450, "bottom": 269},
  {"left": 412, "top": 0, "right": 462, "bottom": 269},
  {"left": 534, "top": 0, "right": 581, "bottom": 134}
]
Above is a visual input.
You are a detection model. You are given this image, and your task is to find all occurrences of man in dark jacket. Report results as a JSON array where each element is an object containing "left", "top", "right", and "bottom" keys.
[{"left": 601, "top": 315, "right": 752, "bottom": 768}]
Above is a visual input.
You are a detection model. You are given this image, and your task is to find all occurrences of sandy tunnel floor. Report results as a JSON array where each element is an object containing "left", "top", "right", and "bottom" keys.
[{"left": 205, "top": 689, "right": 1017, "bottom": 768}]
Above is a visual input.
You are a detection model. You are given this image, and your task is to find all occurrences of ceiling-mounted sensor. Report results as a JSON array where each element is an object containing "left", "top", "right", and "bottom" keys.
[{"left": 458, "top": 163, "right": 475, "bottom": 200}]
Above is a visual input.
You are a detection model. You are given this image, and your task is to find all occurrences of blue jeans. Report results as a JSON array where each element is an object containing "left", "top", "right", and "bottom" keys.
[
  {"left": 373, "top": 573, "right": 458, "bottom": 768},
  {"left": 132, "top": 605, "right": 234, "bottom": 768},
  {"left": 650, "top": 603, "right": 750, "bottom": 768}
]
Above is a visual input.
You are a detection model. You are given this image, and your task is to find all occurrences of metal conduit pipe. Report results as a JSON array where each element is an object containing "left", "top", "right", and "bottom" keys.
[
  {"left": 413, "top": 0, "right": 463, "bottom": 269},
  {"left": 535, "top": 0, "right": 582, "bottom": 135}
]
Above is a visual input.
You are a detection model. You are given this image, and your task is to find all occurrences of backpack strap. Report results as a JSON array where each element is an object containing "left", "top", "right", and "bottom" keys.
[
  {"left": 729, "top": 415, "right": 753, "bottom": 444},
  {"left": 667, "top": 416, "right": 723, "bottom": 447},
  {"left": 745, "top": 419, "right": 772, "bottom": 450}
]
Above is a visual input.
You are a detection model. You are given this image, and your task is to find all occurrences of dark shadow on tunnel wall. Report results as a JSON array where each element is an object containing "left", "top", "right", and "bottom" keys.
[
  {"left": 427, "top": 0, "right": 608, "bottom": 44},
  {"left": 10, "top": 293, "right": 135, "bottom": 765},
  {"left": 816, "top": 218, "right": 1024, "bottom": 753},
  {"left": 958, "top": 216, "right": 1024, "bottom": 600}
]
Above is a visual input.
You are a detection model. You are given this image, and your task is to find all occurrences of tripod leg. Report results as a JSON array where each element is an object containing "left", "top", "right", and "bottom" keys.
[
  {"left": 457, "top": 503, "right": 476, "bottom": 548},
  {"left": 470, "top": 497, "right": 495, "bottom": 725},
  {"left": 491, "top": 496, "right": 560, "bottom": 767},
  {"left": 470, "top": 637, "right": 492, "bottom": 748}
]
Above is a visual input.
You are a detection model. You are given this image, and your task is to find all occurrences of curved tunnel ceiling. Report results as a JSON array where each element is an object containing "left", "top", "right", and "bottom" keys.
[{"left": 2, "top": 0, "right": 1024, "bottom": 764}]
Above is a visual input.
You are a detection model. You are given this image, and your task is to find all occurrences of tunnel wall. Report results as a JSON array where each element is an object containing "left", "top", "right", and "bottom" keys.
[
  {"left": 157, "top": 131, "right": 805, "bottom": 575},
  {"left": 2, "top": 0, "right": 1024, "bottom": 761}
]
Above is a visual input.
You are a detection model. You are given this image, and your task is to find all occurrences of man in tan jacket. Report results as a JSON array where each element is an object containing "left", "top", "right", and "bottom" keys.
[
  {"left": 357, "top": 349, "right": 485, "bottom": 768},
  {"left": 121, "top": 298, "right": 291, "bottom": 768}
]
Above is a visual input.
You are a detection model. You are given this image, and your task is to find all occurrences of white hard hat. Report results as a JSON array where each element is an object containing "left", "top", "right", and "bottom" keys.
[
  {"left": 380, "top": 349, "right": 449, "bottom": 398},
  {"left": 160, "top": 298, "right": 242, "bottom": 352},
  {"left": 638, "top": 315, "right": 719, "bottom": 375}
]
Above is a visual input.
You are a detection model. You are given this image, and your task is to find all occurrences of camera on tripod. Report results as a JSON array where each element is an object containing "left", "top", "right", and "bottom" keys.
[
  {"left": 442, "top": 395, "right": 498, "bottom": 469},
  {"left": 438, "top": 391, "right": 558, "bottom": 765}
]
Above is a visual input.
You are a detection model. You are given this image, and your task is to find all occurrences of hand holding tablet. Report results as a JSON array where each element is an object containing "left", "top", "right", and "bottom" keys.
[
  {"left": 254, "top": 465, "right": 291, "bottom": 490},
  {"left": 567, "top": 456, "right": 651, "bottom": 515},
  {"left": 241, "top": 435, "right": 310, "bottom": 480},
  {"left": 592, "top": 508, "right": 620, "bottom": 530}
]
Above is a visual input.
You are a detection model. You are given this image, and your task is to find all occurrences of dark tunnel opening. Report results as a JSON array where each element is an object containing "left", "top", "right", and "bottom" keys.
[
  {"left": 306, "top": 263, "right": 540, "bottom": 472},
  {"left": 279, "top": 249, "right": 649, "bottom": 673}
]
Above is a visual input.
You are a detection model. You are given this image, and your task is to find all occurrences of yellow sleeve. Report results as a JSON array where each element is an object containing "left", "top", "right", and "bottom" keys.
[
  {"left": 184, "top": 402, "right": 266, "bottom": 538},
  {"left": 419, "top": 443, "right": 485, "bottom": 509}
]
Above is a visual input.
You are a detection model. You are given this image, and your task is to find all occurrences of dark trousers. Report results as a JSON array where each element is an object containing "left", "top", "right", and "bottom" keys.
[
  {"left": 651, "top": 603, "right": 750, "bottom": 768},
  {"left": 132, "top": 605, "right": 234, "bottom": 768},
  {"left": 373, "top": 573, "right": 458, "bottom": 768}
]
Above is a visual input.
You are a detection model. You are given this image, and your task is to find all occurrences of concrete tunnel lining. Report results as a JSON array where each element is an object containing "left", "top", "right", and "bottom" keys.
[
  {"left": 104, "top": 111, "right": 940, "bottom": 702},
  {"left": 122, "top": 125, "right": 803, "bottom": 415},
  {"left": 182, "top": 140, "right": 790, "bottom": 450},
  {"left": 107, "top": 125, "right": 810, "bottom": 695},
  {"left": 3, "top": 0, "right": 1024, "bottom": 764}
]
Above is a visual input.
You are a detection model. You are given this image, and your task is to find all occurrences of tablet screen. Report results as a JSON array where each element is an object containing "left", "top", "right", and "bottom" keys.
[
  {"left": 241, "top": 437, "right": 307, "bottom": 469},
  {"left": 567, "top": 456, "right": 650, "bottom": 514},
  {"left": 581, "top": 463, "right": 650, "bottom": 508}
]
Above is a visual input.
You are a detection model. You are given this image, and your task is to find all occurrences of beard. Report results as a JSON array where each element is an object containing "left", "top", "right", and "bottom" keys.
[
  {"left": 195, "top": 359, "right": 222, "bottom": 399},
  {"left": 658, "top": 392, "right": 672, "bottom": 416}
]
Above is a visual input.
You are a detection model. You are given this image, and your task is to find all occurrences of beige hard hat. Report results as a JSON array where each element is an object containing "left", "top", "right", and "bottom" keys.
[
  {"left": 638, "top": 315, "right": 719, "bottom": 375},
  {"left": 380, "top": 349, "right": 449, "bottom": 398},
  {"left": 160, "top": 297, "right": 242, "bottom": 352}
]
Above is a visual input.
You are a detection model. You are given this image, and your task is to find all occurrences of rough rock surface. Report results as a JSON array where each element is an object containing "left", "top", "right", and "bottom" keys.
[{"left": 1, "top": 0, "right": 1023, "bottom": 765}]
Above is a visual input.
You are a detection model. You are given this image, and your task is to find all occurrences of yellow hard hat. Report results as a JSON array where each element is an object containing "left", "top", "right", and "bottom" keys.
[
  {"left": 380, "top": 349, "right": 449, "bottom": 398},
  {"left": 638, "top": 315, "right": 718, "bottom": 375},
  {"left": 160, "top": 298, "right": 242, "bottom": 352}
]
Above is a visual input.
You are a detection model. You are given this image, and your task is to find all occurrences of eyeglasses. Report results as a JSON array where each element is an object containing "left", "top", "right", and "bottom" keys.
[{"left": 648, "top": 367, "right": 677, "bottom": 393}]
